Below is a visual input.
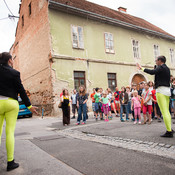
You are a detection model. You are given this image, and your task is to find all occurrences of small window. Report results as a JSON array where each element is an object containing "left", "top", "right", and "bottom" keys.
[
  {"left": 29, "top": 3, "right": 31, "bottom": 16},
  {"left": 132, "top": 40, "right": 140, "bottom": 59},
  {"left": 154, "top": 45, "right": 159, "bottom": 59},
  {"left": 170, "top": 48, "right": 175, "bottom": 65},
  {"left": 105, "top": 32, "right": 114, "bottom": 53},
  {"left": 71, "top": 26, "right": 84, "bottom": 49},
  {"left": 108, "top": 73, "right": 117, "bottom": 92},
  {"left": 74, "top": 71, "right": 86, "bottom": 91},
  {"left": 22, "top": 15, "right": 24, "bottom": 27}
]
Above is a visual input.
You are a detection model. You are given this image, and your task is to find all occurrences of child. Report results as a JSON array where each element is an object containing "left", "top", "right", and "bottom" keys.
[
  {"left": 71, "top": 89, "right": 77, "bottom": 119},
  {"left": 101, "top": 91, "right": 109, "bottom": 121},
  {"left": 131, "top": 90, "right": 141, "bottom": 124},
  {"left": 152, "top": 87, "right": 162, "bottom": 122},
  {"left": 142, "top": 82, "right": 152, "bottom": 124},
  {"left": 94, "top": 88, "right": 102, "bottom": 121},
  {"left": 90, "top": 88, "right": 96, "bottom": 118},
  {"left": 107, "top": 88, "right": 112, "bottom": 119},
  {"left": 119, "top": 86, "right": 129, "bottom": 122}
]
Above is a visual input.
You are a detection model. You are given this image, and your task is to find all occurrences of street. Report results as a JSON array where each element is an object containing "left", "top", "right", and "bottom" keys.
[{"left": 0, "top": 114, "right": 175, "bottom": 175}]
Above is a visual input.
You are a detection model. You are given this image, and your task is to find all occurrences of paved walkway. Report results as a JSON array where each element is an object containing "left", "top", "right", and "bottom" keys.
[{"left": 0, "top": 114, "right": 175, "bottom": 174}]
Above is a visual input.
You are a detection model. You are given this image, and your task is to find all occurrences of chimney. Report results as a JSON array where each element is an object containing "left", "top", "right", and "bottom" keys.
[{"left": 118, "top": 7, "right": 127, "bottom": 13}]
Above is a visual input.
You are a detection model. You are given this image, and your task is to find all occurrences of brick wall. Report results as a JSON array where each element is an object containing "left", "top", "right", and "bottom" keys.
[{"left": 11, "top": 0, "right": 54, "bottom": 116}]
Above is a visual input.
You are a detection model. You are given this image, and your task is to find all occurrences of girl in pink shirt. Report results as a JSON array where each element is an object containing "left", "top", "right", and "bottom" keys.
[{"left": 131, "top": 90, "right": 141, "bottom": 124}]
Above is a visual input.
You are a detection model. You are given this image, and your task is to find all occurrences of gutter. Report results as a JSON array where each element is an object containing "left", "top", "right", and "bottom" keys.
[{"left": 48, "top": 0, "right": 175, "bottom": 41}]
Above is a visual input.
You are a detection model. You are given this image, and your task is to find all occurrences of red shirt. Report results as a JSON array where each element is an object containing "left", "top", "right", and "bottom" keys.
[
  {"left": 90, "top": 93, "right": 95, "bottom": 103},
  {"left": 151, "top": 89, "right": 156, "bottom": 103},
  {"left": 114, "top": 91, "right": 121, "bottom": 101},
  {"left": 60, "top": 92, "right": 63, "bottom": 97}
]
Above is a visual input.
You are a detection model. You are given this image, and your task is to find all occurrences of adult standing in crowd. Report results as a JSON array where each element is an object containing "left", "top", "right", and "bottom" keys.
[
  {"left": 137, "top": 56, "right": 173, "bottom": 137},
  {"left": 61, "top": 89, "right": 71, "bottom": 126},
  {"left": 0, "top": 52, "right": 38, "bottom": 171},
  {"left": 71, "top": 89, "right": 77, "bottom": 119},
  {"left": 76, "top": 86, "right": 88, "bottom": 125},
  {"left": 138, "top": 81, "right": 145, "bottom": 96}
]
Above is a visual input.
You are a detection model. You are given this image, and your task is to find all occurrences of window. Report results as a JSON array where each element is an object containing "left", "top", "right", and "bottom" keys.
[
  {"left": 170, "top": 48, "right": 175, "bottom": 65},
  {"left": 74, "top": 71, "right": 86, "bottom": 91},
  {"left": 153, "top": 45, "right": 159, "bottom": 59},
  {"left": 29, "top": 3, "right": 31, "bottom": 16},
  {"left": 132, "top": 40, "right": 140, "bottom": 59},
  {"left": 71, "top": 26, "right": 84, "bottom": 49},
  {"left": 104, "top": 33, "right": 114, "bottom": 53},
  {"left": 22, "top": 15, "right": 24, "bottom": 27},
  {"left": 107, "top": 73, "right": 117, "bottom": 92}
]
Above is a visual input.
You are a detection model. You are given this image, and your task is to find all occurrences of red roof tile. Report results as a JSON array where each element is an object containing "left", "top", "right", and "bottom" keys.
[{"left": 50, "top": 0, "right": 175, "bottom": 39}]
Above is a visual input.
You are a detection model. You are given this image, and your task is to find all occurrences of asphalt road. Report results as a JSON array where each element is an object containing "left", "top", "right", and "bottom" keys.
[{"left": 0, "top": 115, "right": 175, "bottom": 175}]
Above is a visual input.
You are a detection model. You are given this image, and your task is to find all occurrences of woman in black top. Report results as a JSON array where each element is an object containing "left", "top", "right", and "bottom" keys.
[
  {"left": 76, "top": 86, "right": 88, "bottom": 125},
  {"left": 137, "top": 56, "right": 173, "bottom": 138},
  {"left": 0, "top": 52, "right": 38, "bottom": 171},
  {"left": 61, "top": 89, "right": 71, "bottom": 126}
]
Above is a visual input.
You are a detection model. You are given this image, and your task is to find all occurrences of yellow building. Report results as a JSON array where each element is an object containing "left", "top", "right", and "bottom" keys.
[{"left": 11, "top": 0, "right": 175, "bottom": 115}]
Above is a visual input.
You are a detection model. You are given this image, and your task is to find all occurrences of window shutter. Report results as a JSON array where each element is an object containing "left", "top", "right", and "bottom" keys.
[
  {"left": 72, "top": 26, "right": 78, "bottom": 48},
  {"left": 78, "top": 27, "right": 84, "bottom": 49}
]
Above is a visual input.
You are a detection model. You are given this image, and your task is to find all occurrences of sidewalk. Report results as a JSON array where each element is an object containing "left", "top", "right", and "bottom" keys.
[
  {"left": 0, "top": 114, "right": 175, "bottom": 175},
  {"left": 0, "top": 117, "right": 83, "bottom": 175}
]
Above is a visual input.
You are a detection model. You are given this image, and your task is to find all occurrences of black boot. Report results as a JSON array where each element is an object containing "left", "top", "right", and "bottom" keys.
[
  {"left": 160, "top": 131, "right": 173, "bottom": 138},
  {"left": 71, "top": 116, "right": 75, "bottom": 119},
  {"left": 7, "top": 159, "right": 19, "bottom": 171}
]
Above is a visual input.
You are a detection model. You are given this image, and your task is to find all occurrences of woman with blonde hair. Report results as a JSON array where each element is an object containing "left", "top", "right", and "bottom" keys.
[{"left": 76, "top": 86, "right": 88, "bottom": 125}]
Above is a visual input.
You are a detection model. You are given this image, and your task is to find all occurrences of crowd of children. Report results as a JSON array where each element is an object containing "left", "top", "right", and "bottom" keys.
[{"left": 60, "top": 76, "right": 175, "bottom": 125}]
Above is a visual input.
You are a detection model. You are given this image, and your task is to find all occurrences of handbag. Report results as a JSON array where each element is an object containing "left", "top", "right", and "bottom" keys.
[{"left": 58, "top": 101, "right": 62, "bottom": 108}]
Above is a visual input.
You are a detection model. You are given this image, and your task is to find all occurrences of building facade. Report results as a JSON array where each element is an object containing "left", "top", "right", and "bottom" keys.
[{"left": 11, "top": 0, "right": 175, "bottom": 116}]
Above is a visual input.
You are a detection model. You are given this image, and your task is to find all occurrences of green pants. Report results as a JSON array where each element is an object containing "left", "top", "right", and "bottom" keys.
[
  {"left": 0, "top": 98, "right": 19, "bottom": 161},
  {"left": 156, "top": 93, "right": 172, "bottom": 132}
]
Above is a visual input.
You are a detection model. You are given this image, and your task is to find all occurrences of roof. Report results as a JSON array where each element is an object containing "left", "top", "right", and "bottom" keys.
[{"left": 49, "top": 0, "right": 175, "bottom": 41}]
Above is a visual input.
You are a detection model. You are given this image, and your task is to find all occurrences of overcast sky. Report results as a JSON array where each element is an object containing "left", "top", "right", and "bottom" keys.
[{"left": 0, "top": 0, "right": 175, "bottom": 53}]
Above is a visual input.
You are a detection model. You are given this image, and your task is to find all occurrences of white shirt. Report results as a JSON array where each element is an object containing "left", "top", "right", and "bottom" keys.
[
  {"left": 156, "top": 86, "right": 171, "bottom": 96},
  {"left": 107, "top": 93, "right": 112, "bottom": 106},
  {"left": 0, "top": 95, "right": 9, "bottom": 100}
]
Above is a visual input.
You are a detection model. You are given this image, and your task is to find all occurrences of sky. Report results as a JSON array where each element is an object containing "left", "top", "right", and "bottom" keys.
[{"left": 0, "top": 0, "right": 175, "bottom": 52}]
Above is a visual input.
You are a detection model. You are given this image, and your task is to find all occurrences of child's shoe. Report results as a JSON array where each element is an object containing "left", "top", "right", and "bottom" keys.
[
  {"left": 107, "top": 119, "right": 109, "bottom": 122},
  {"left": 138, "top": 120, "right": 141, "bottom": 124},
  {"left": 76, "top": 123, "right": 80, "bottom": 125},
  {"left": 82, "top": 122, "right": 85, "bottom": 125},
  {"left": 121, "top": 118, "right": 125, "bottom": 122},
  {"left": 96, "top": 118, "right": 98, "bottom": 122},
  {"left": 104, "top": 119, "right": 107, "bottom": 122},
  {"left": 134, "top": 121, "right": 137, "bottom": 124}
]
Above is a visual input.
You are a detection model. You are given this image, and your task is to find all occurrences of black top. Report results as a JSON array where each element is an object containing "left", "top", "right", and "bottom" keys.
[
  {"left": 119, "top": 92, "right": 129, "bottom": 104},
  {"left": 144, "top": 64, "right": 170, "bottom": 89},
  {"left": 0, "top": 64, "right": 31, "bottom": 107},
  {"left": 76, "top": 93, "right": 88, "bottom": 104}
]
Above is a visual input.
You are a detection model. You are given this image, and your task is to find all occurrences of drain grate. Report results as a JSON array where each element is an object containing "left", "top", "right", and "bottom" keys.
[{"left": 34, "top": 135, "right": 66, "bottom": 141}]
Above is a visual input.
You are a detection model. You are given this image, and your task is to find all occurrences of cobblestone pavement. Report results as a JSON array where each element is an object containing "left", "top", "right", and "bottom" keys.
[{"left": 55, "top": 116, "right": 175, "bottom": 160}]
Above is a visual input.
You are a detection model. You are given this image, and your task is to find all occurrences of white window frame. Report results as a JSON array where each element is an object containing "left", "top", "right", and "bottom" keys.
[
  {"left": 132, "top": 39, "right": 140, "bottom": 59},
  {"left": 71, "top": 25, "right": 84, "bottom": 49},
  {"left": 170, "top": 48, "right": 175, "bottom": 65},
  {"left": 153, "top": 44, "right": 160, "bottom": 59},
  {"left": 104, "top": 32, "right": 115, "bottom": 54}
]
